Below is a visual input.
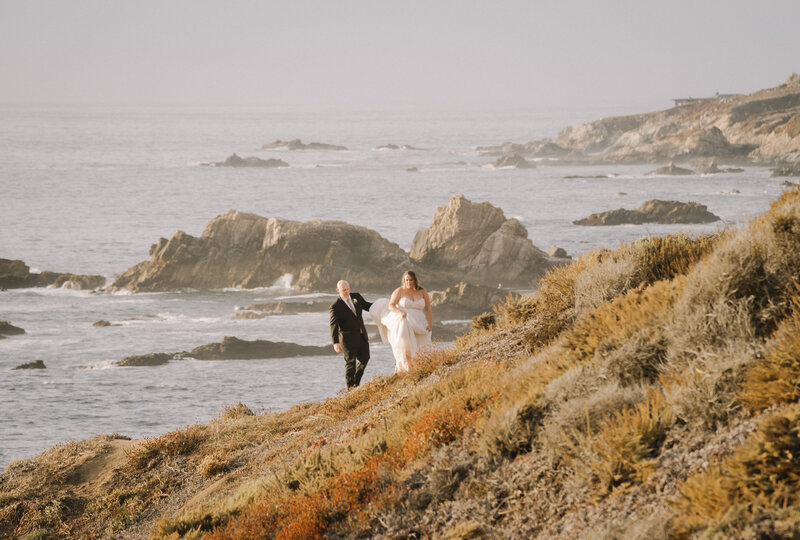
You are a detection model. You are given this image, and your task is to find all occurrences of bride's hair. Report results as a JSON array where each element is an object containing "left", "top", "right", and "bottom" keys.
[{"left": 402, "top": 270, "right": 421, "bottom": 290}]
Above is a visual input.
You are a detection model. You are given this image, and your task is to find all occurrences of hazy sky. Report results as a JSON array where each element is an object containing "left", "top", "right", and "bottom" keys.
[{"left": 1, "top": 0, "right": 798, "bottom": 110}]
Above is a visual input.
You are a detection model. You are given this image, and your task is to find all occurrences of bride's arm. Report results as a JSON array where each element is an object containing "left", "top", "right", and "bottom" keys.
[
  {"left": 422, "top": 289, "right": 433, "bottom": 331},
  {"left": 388, "top": 288, "right": 406, "bottom": 318}
]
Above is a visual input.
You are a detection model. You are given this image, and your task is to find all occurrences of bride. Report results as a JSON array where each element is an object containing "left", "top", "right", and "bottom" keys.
[{"left": 369, "top": 270, "right": 433, "bottom": 372}]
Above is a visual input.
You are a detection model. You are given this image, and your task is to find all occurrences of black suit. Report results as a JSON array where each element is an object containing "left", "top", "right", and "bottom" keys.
[{"left": 330, "top": 293, "right": 373, "bottom": 387}]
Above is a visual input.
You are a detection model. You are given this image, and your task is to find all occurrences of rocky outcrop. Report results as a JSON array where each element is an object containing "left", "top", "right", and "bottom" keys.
[
  {"left": 117, "top": 353, "right": 174, "bottom": 367},
  {"left": 429, "top": 282, "right": 507, "bottom": 321},
  {"left": 262, "top": 139, "right": 347, "bottom": 151},
  {"left": 202, "top": 153, "right": 289, "bottom": 168},
  {"left": 188, "top": 336, "right": 334, "bottom": 360},
  {"left": 0, "top": 321, "right": 25, "bottom": 337},
  {"left": 692, "top": 159, "right": 744, "bottom": 174},
  {"left": 410, "top": 195, "right": 552, "bottom": 287},
  {"left": 0, "top": 259, "right": 105, "bottom": 290},
  {"left": 574, "top": 200, "right": 721, "bottom": 226},
  {"left": 485, "top": 74, "right": 800, "bottom": 165},
  {"left": 771, "top": 163, "right": 800, "bottom": 177},
  {"left": 233, "top": 300, "right": 331, "bottom": 319},
  {"left": 646, "top": 162, "right": 694, "bottom": 176},
  {"left": 107, "top": 211, "right": 409, "bottom": 293},
  {"left": 548, "top": 246, "right": 569, "bottom": 258},
  {"left": 13, "top": 360, "right": 46, "bottom": 370},
  {"left": 492, "top": 154, "right": 535, "bottom": 169}
]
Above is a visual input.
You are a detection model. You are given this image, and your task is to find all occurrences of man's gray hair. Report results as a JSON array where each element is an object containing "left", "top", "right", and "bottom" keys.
[{"left": 337, "top": 280, "right": 350, "bottom": 289}]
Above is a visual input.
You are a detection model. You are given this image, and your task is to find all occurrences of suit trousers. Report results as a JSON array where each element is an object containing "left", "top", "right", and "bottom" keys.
[{"left": 344, "top": 334, "right": 370, "bottom": 387}]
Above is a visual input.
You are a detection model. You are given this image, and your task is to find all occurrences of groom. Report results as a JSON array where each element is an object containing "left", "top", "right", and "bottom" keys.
[{"left": 330, "top": 280, "right": 373, "bottom": 388}]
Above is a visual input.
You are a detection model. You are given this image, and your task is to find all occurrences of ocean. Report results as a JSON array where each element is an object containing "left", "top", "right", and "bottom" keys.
[{"left": 0, "top": 103, "right": 784, "bottom": 469}]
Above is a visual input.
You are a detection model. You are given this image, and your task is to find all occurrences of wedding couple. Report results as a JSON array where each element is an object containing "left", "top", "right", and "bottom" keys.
[{"left": 329, "top": 271, "right": 433, "bottom": 388}]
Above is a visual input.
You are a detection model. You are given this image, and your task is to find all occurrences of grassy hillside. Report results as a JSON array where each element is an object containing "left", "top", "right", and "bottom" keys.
[{"left": 4, "top": 189, "right": 800, "bottom": 539}]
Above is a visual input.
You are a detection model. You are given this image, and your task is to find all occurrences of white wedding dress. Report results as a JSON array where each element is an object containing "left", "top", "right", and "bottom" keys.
[{"left": 369, "top": 296, "right": 432, "bottom": 372}]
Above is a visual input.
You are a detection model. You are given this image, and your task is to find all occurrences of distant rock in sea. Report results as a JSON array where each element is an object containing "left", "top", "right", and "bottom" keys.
[
  {"left": 0, "top": 321, "right": 25, "bottom": 338},
  {"left": 645, "top": 162, "right": 694, "bottom": 176},
  {"left": 262, "top": 139, "right": 347, "bottom": 151},
  {"left": 187, "top": 336, "right": 335, "bottom": 360},
  {"left": 492, "top": 154, "right": 535, "bottom": 169},
  {"left": 376, "top": 144, "right": 423, "bottom": 151},
  {"left": 13, "top": 360, "right": 46, "bottom": 370},
  {"left": 0, "top": 259, "right": 105, "bottom": 290},
  {"left": 202, "top": 153, "right": 289, "bottom": 168},
  {"left": 771, "top": 163, "right": 800, "bottom": 177},
  {"left": 117, "top": 353, "right": 175, "bottom": 367},
  {"left": 574, "top": 199, "right": 721, "bottom": 226},
  {"left": 406, "top": 167, "right": 419, "bottom": 172},
  {"left": 692, "top": 159, "right": 744, "bottom": 174},
  {"left": 233, "top": 300, "right": 331, "bottom": 319}
]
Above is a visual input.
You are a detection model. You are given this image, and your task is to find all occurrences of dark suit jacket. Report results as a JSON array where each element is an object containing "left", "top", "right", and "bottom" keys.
[{"left": 330, "top": 293, "right": 373, "bottom": 352}]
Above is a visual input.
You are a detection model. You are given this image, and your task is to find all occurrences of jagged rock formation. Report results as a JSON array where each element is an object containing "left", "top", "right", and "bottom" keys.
[
  {"left": 187, "top": 336, "right": 334, "bottom": 360},
  {"left": 646, "top": 162, "right": 694, "bottom": 176},
  {"left": 481, "top": 74, "right": 800, "bottom": 165},
  {"left": 110, "top": 197, "right": 558, "bottom": 293},
  {"left": 0, "top": 259, "right": 105, "bottom": 290},
  {"left": 12, "top": 360, "right": 46, "bottom": 370},
  {"left": 410, "top": 195, "right": 551, "bottom": 287},
  {"left": 548, "top": 245, "right": 569, "bottom": 258},
  {"left": 108, "top": 211, "right": 409, "bottom": 293},
  {"left": 692, "top": 159, "right": 744, "bottom": 174},
  {"left": 492, "top": 154, "right": 535, "bottom": 169},
  {"left": 262, "top": 139, "right": 347, "bottom": 151},
  {"left": 574, "top": 199, "right": 721, "bottom": 226},
  {"left": 202, "top": 153, "right": 289, "bottom": 168}
]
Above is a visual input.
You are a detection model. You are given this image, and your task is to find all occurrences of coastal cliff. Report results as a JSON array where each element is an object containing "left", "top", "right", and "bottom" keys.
[
  {"left": 5, "top": 188, "right": 800, "bottom": 539},
  {"left": 482, "top": 73, "right": 800, "bottom": 165}
]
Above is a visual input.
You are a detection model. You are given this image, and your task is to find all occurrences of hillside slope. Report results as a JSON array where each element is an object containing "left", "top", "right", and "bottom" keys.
[{"left": 4, "top": 189, "right": 800, "bottom": 539}]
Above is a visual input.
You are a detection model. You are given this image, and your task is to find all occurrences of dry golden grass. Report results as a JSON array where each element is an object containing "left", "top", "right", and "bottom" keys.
[
  {"left": 11, "top": 188, "right": 800, "bottom": 539},
  {"left": 550, "top": 390, "right": 675, "bottom": 495},
  {"left": 673, "top": 403, "right": 800, "bottom": 538},
  {"left": 740, "top": 290, "right": 800, "bottom": 412}
]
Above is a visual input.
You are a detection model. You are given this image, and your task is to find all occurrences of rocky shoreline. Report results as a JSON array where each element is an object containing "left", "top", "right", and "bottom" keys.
[
  {"left": 0, "top": 258, "right": 105, "bottom": 291},
  {"left": 479, "top": 73, "right": 800, "bottom": 167}
]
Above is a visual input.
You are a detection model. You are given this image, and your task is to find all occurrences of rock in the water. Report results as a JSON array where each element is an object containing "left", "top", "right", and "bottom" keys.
[
  {"left": 574, "top": 199, "right": 721, "bottom": 226},
  {"left": 646, "top": 162, "right": 694, "bottom": 176},
  {"left": 261, "top": 139, "right": 347, "bottom": 151},
  {"left": 187, "top": 336, "right": 335, "bottom": 360},
  {"left": 117, "top": 353, "right": 174, "bottom": 367},
  {"left": 771, "top": 163, "right": 800, "bottom": 177},
  {"left": 93, "top": 320, "right": 112, "bottom": 327},
  {"left": 493, "top": 154, "right": 535, "bottom": 169},
  {"left": 692, "top": 159, "right": 744, "bottom": 174},
  {"left": 428, "top": 282, "right": 508, "bottom": 321},
  {"left": 108, "top": 210, "right": 409, "bottom": 293},
  {"left": 547, "top": 246, "right": 569, "bottom": 258},
  {"left": 376, "top": 143, "right": 422, "bottom": 150},
  {"left": 203, "top": 153, "right": 289, "bottom": 168},
  {"left": 234, "top": 300, "right": 331, "bottom": 318},
  {"left": 410, "top": 195, "right": 551, "bottom": 287},
  {"left": 0, "top": 259, "right": 105, "bottom": 290},
  {"left": 406, "top": 167, "right": 419, "bottom": 172},
  {"left": 0, "top": 321, "right": 25, "bottom": 337},
  {"left": 13, "top": 360, "right": 46, "bottom": 370}
]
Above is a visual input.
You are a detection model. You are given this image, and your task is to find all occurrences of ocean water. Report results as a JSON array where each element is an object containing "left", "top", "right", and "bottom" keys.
[{"left": 0, "top": 104, "right": 785, "bottom": 469}]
